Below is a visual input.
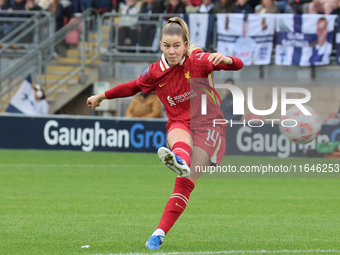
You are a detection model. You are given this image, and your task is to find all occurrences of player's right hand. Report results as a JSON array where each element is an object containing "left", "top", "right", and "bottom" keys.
[{"left": 86, "top": 95, "right": 102, "bottom": 110}]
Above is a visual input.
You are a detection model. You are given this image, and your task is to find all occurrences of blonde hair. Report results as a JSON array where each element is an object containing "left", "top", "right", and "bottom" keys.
[
  {"left": 188, "top": 45, "right": 203, "bottom": 56},
  {"left": 161, "top": 17, "right": 191, "bottom": 57}
]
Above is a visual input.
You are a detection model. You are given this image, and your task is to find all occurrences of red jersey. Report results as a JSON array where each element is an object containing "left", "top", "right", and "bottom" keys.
[{"left": 136, "top": 50, "right": 242, "bottom": 131}]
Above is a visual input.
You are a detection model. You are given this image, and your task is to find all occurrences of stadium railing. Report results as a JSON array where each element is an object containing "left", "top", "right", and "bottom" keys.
[
  {"left": 0, "top": 8, "right": 100, "bottom": 112},
  {"left": 0, "top": 10, "right": 54, "bottom": 59},
  {"left": 98, "top": 13, "right": 182, "bottom": 62}
]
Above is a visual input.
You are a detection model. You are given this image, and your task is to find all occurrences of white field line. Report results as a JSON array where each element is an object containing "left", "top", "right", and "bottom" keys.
[
  {"left": 0, "top": 163, "right": 162, "bottom": 168},
  {"left": 92, "top": 250, "right": 340, "bottom": 255}
]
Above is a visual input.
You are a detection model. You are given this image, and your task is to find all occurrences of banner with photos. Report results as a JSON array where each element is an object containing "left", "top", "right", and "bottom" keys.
[
  {"left": 216, "top": 13, "right": 276, "bottom": 66},
  {"left": 336, "top": 15, "right": 340, "bottom": 64},
  {"left": 183, "top": 14, "right": 215, "bottom": 48},
  {"left": 275, "top": 14, "right": 337, "bottom": 66}
]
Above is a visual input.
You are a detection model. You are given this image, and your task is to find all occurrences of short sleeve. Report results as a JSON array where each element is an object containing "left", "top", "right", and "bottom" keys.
[{"left": 137, "top": 66, "right": 156, "bottom": 94}]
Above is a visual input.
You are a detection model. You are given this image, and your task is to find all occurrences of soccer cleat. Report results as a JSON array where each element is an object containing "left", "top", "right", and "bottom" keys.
[
  {"left": 145, "top": 235, "right": 164, "bottom": 249},
  {"left": 158, "top": 147, "right": 190, "bottom": 178}
]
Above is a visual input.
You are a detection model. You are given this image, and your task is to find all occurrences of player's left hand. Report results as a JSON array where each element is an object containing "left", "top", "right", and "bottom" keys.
[
  {"left": 208, "top": 52, "right": 233, "bottom": 65},
  {"left": 208, "top": 52, "right": 225, "bottom": 65},
  {"left": 87, "top": 95, "right": 102, "bottom": 110}
]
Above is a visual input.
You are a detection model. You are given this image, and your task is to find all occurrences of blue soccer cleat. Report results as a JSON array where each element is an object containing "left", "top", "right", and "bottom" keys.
[
  {"left": 145, "top": 235, "right": 164, "bottom": 249},
  {"left": 158, "top": 147, "right": 190, "bottom": 178}
]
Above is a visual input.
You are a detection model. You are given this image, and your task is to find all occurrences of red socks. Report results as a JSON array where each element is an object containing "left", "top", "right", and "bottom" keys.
[
  {"left": 157, "top": 177, "right": 195, "bottom": 234},
  {"left": 172, "top": 142, "right": 191, "bottom": 167},
  {"left": 155, "top": 142, "right": 193, "bottom": 234}
]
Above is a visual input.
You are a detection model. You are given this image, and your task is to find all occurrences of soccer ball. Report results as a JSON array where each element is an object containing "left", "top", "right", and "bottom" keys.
[{"left": 279, "top": 105, "right": 322, "bottom": 144}]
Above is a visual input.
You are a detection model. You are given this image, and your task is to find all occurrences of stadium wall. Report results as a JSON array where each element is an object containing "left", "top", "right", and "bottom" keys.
[{"left": 1, "top": 114, "right": 339, "bottom": 158}]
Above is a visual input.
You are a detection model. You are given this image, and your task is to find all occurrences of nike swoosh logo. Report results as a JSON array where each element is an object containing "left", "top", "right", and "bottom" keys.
[
  {"left": 159, "top": 83, "right": 166, "bottom": 87},
  {"left": 175, "top": 203, "right": 184, "bottom": 210},
  {"left": 204, "top": 141, "right": 213, "bottom": 147}
]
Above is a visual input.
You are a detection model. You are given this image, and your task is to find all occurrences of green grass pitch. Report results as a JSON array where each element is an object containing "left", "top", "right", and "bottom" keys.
[{"left": 0, "top": 149, "right": 340, "bottom": 255}]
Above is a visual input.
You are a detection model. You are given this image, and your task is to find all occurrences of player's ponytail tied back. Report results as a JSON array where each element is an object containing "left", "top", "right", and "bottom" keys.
[{"left": 161, "top": 17, "right": 190, "bottom": 57}]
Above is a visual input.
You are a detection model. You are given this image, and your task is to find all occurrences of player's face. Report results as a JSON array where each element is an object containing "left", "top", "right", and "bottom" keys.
[{"left": 160, "top": 34, "right": 187, "bottom": 67}]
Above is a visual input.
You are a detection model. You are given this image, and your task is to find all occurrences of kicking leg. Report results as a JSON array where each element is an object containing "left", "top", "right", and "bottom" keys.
[
  {"left": 158, "top": 128, "right": 191, "bottom": 177},
  {"left": 146, "top": 145, "right": 210, "bottom": 249}
]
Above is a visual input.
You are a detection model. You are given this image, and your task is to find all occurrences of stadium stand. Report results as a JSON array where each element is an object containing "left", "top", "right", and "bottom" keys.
[
  {"left": 1, "top": 11, "right": 340, "bottom": 122},
  {"left": 0, "top": 9, "right": 100, "bottom": 113}
]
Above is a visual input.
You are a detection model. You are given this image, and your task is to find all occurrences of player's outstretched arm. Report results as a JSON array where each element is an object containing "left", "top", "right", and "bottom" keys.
[
  {"left": 86, "top": 80, "right": 142, "bottom": 110},
  {"left": 208, "top": 52, "right": 243, "bottom": 71}
]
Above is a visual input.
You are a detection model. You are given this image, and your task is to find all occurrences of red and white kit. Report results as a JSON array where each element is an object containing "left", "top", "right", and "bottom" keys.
[{"left": 105, "top": 50, "right": 243, "bottom": 164}]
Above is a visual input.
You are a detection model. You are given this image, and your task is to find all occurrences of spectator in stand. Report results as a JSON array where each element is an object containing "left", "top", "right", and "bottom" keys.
[
  {"left": 125, "top": 92, "right": 162, "bottom": 118},
  {"left": 255, "top": 0, "right": 280, "bottom": 12},
  {"left": 233, "top": 0, "right": 253, "bottom": 13},
  {"left": 8, "top": 0, "right": 26, "bottom": 11},
  {"left": 276, "top": 0, "right": 291, "bottom": 13},
  {"left": 308, "top": 0, "right": 338, "bottom": 14},
  {"left": 140, "top": 0, "right": 164, "bottom": 15},
  {"left": 185, "top": 0, "right": 201, "bottom": 13},
  {"left": 25, "top": 0, "right": 42, "bottom": 10},
  {"left": 118, "top": 0, "right": 141, "bottom": 48},
  {"left": 0, "top": 0, "right": 10, "bottom": 38},
  {"left": 198, "top": 0, "right": 214, "bottom": 13},
  {"left": 64, "top": 0, "right": 81, "bottom": 18},
  {"left": 36, "top": 0, "right": 49, "bottom": 9},
  {"left": 248, "top": 0, "right": 260, "bottom": 10},
  {"left": 80, "top": 0, "right": 112, "bottom": 12},
  {"left": 330, "top": 0, "right": 340, "bottom": 13},
  {"left": 213, "top": 0, "right": 235, "bottom": 13},
  {"left": 0, "top": 0, "right": 10, "bottom": 10},
  {"left": 138, "top": 0, "right": 163, "bottom": 48},
  {"left": 7, "top": 0, "right": 31, "bottom": 42},
  {"left": 47, "top": 0, "right": 64, "bottom": 31},
  {"left": 254, "top": 0, "right": 291, "bottom": 12},
  {"left": 288, "top": 0, "right": 311, "bottom": 14},
  {"left": 165, "top": 0, "right": 186, "bottom": 15}
]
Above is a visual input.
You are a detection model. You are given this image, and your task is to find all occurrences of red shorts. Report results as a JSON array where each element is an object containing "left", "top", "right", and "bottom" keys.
[
  {"left": 167, "top": 122, "right": 190, "bottom": 134},
  {"left": 167, "top": 122, "right": 226, "bottom": 165},
  {"left": 191, "top": 127, "right": 226, "bottom": 165}
]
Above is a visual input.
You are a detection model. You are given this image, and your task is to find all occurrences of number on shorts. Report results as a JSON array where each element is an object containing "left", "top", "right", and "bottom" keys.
[{"left": 206, "top": 129, "right": 220, "bottom": 147}]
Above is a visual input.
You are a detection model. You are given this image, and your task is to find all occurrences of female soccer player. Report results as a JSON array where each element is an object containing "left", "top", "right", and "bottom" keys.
[{"left": 87, "top": 17, "right": 243, "bottom": 249}]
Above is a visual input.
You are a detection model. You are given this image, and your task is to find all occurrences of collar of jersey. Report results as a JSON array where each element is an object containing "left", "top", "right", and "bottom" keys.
[{"left": 160, "top": 53, "right": 186, "bottom": 71}]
